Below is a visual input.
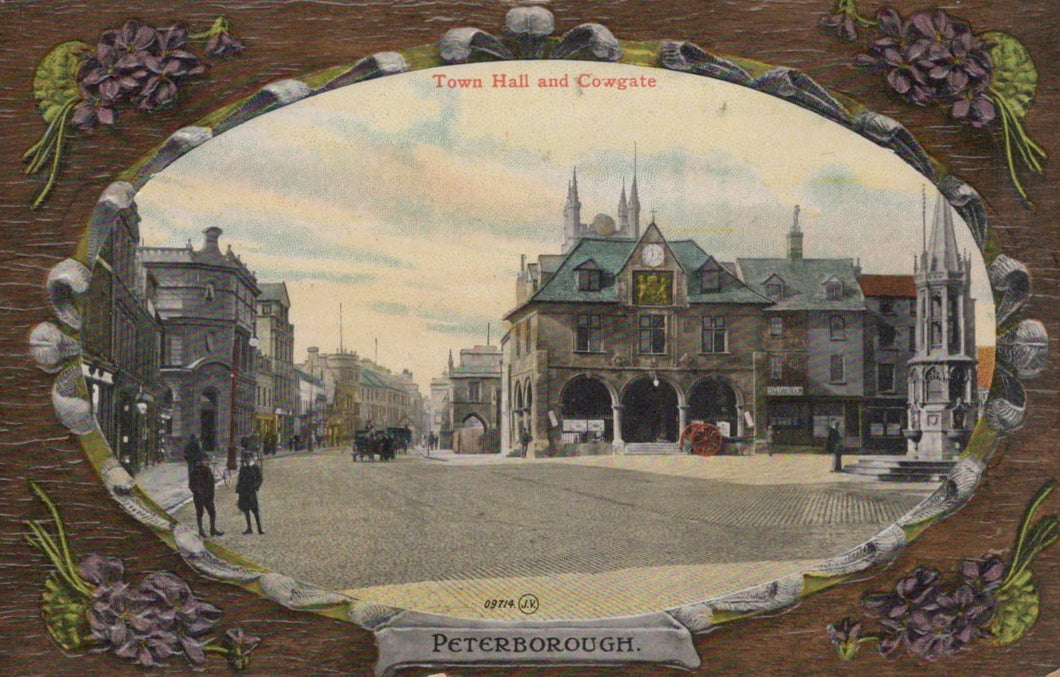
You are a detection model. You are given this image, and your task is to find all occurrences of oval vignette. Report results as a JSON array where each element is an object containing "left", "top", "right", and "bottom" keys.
[{"left": 82, "top": 60, "right": 997, "bottom": 621}]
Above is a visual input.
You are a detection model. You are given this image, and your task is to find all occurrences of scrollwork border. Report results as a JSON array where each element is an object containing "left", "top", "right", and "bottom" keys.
[{"left": 27, "top": 2, "right": 1048, "bottom": 665}]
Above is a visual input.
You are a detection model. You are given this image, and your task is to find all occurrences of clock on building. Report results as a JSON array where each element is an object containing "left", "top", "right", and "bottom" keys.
[{"left": 642, "top": 244, "right": 664, "bottom": 267}]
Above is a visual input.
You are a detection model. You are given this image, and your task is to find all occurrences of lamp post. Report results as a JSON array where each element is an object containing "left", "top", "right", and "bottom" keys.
[
  {"left": 227, "top": 327, "right": 258, "bottom": 472},
  {"left": 307, "top": 373, "right": 315, "bottom": 452}
]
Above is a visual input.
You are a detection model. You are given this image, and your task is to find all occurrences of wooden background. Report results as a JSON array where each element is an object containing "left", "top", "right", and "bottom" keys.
[{"left": 1, "top": 1, "right": 1057, "bottom": 675}]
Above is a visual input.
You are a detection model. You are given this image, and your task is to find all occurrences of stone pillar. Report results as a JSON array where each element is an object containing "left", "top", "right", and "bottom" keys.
[
  {"left": 678, "top": 405, "right": 690, "bottom": 437},
  {"left": 612, "top": 404, "right": 624, "bottom": 447}
]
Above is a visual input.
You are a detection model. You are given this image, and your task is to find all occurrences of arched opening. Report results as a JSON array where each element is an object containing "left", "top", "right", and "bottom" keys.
[
  {"left": 199, "top": 388, "right": 218, "bottom": 451},
  {"left": 688, "top": 377, "right": 739, "bottom": 438},
  {"left": 455, "top": 413, "right": 488, "bottom": 453},
  {"left": 560, "top": 375, "right": 614, "bottom": 442},
  {"left": 512, "top": 384, "right": 524, "bottom": 444},
  {"left": 621, "top": 376, "right": 678, "bottom": 443}
]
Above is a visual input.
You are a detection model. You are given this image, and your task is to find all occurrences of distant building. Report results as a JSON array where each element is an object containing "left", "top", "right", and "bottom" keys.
[
  {"left": 447, "top": 346, "right": 502, "bottom": 453},
  {"left": 430, "top": 373, "right": 453, "bottom": 448},
  {"left": 859, "top": 274, "right": 917, "bottom": 451},
  {"left": 295, "top": 367, "right": 326, "bottom": 449},
  {"left": 142, "top": 227, "right": 259, "bottom": 454},
  {"left": 299, "top": 347, "right": 425, "bottom": 446},
  {"left": 81, "top": 204, "right": 165, "bottom": 472},
  {"left": 906, "top": 196, "right": 978, "bottom": 459},
  {"left": 255, "top": 282, "right": 298, "bottom": 446},
  {"left": 736, "top": 208, "right": 867, "bottom": 448},
  {"left": 302, "top": 347, "right": 360, "bottom": 446}
]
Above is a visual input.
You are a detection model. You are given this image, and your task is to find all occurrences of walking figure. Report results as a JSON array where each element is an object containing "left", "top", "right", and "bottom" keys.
[
  {"left": 520, "top": 430, "right": 532, "bottom": 458},
  {"left": 236, "top": 450, "right": 264, "bottom": 535},
  {"left": 188, "top": 456, "right": 223, "bottom": 538},
  {"left": 826, "top": 420, "right": 842, "bottom": 472},
  {"left": 183, "top": 433, "right": 205, "bottom": 467}
]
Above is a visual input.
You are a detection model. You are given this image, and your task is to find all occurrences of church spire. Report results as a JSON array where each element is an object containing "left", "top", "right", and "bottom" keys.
[
  {"left": 927, "top": 193, "right": 960, "bottom": 273},
  {"left": 629, "top": 143, "right": 641, "bottom": 238},
  {"left": 563, "top": 167, "right": 583, "bottom": 252},
  {"left": 617, "top": 178, "right": 629, "bottom": 232}
]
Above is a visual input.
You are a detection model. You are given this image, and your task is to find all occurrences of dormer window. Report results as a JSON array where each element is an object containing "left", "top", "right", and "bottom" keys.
[
  {"left": 823, "top": 277, "right": 843, "bottom": 300},
  {"left": 696, "top": 258, "right": 721, "bottom": 293},
  {"left": 765, "top": 275, "right": 784, "bottom": 300},
  {"left": 575, "top": 260, "right": 602, "bottom": 291}
]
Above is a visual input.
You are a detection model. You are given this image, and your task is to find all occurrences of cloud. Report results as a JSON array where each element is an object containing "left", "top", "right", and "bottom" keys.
[{"left": 370, "top": 301, "right": 411, "bottom": 316}]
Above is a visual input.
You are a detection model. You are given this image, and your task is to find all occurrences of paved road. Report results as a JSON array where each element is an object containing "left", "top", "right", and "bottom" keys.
[{"left": 176, "top": 447, "right": 929, "bottom": 597}]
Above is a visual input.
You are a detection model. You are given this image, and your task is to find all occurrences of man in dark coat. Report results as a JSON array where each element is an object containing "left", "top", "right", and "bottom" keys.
[
  {"left": 188, "top": 457, "right": 223, "bottom": 538},
  {"left": 183, "top": 434, "right": 205, "bottom": 466},
  {"left": 236, "top": 451, "right": 264, "bottom": 534},
  {"left": 826, "top": 420, "right": 843, "bottom": 472}
]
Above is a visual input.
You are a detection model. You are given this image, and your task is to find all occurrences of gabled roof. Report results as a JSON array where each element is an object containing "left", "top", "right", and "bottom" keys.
[
  {"left": 258, "top": 282, "right": 290, "bottom": 306},
  {"left": 736, "top": 257, "right": 865, "bottom": 311},
  {"left": 513, "top": 232, "right": 771, "bottom": 311},
  {"left": 860, "top": 274, "right": 916, "bottom": 298}
]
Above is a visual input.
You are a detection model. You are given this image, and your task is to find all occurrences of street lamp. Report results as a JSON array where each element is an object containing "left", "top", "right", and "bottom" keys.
[{"left": 227, "top": 330, "right": 258, "bottom": 471}]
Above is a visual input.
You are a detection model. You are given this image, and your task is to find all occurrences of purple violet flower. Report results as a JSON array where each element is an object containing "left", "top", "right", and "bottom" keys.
[
  {"left": 827, "top": 617, "right": 864, "bottom": 660},
  {"left": 79, "top": 43, "right": 141, "bottom": 102},
  {"left": 145, "top": 25, "right": 205, "bottom": 78},
  {"left": 205, "top": 30, "right": 245, "bottom": 58},
  {"left": 78, "top": 554, "right": 126, "bottom": 587},
  {"left": 863, "top": 567, "right": 942, "bottom": 621},
  {"left": 959, "top": 556, "right": 1006, "bottom": 591},
  {"left": 220, "top": 626, "right": 262, "bottom": 670},
  {"left": 139, "top": 66, "right": 181, "bottom": 111},
  {"left": 105, "top": 19, "right": 159, "bottom": 64},
  {"left": 820, "top": 11, "right": 859, "bottom": 42}
]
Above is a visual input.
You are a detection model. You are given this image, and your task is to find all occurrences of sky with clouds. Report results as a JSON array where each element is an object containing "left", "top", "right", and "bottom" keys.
[{"left": 135, "top": 61, "right": 994, "bottom": 392}]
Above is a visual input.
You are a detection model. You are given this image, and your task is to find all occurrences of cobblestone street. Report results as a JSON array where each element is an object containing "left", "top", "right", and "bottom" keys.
[{"left": 171, "top": 447, "right": 933, "bottom": 619}]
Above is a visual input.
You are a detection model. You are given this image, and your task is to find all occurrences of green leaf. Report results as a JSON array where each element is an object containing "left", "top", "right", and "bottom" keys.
[
  {"left": 983, "top": 31, "right": 1038, "bottom": 120},
  {"left": 40, "top": 570, "right": 93, "bottom": 651},
  {"left": 989, "top": 568, "right": 1039, "bottom": 645},
  {"left": 33, "top": 41, "right": 91, "bottom": 124}
]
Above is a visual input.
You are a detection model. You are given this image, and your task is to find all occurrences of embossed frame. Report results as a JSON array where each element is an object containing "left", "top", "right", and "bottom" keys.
[{"left": 26, "top": 5, "right": 1050, "bottom": 673}]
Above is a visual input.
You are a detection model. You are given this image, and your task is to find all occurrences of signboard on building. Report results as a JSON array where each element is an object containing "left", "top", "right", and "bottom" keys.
[{"left": 767, "top": 386, "right": 804, "bottom": 396}]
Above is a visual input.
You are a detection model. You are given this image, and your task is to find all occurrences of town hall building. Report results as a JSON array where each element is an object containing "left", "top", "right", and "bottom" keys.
[{"left": 500, "top": 167, "right": 977, "bottom": 459}]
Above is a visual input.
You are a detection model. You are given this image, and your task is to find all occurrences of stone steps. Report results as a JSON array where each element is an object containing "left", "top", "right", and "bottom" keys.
[
  {"left": 623, "top": 442, "right": 683, "bottom": 455},
  {"left": 844, "top": 455, "right": 955, "bottom": 482}
]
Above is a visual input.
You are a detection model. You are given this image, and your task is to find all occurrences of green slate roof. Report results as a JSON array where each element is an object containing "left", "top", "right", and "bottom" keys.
[
  {"left": 735, "top": 257, "right": 866, "bottom": 311},
  {"left": 524, "top": 236, "right": 772, "bottom": 306}
]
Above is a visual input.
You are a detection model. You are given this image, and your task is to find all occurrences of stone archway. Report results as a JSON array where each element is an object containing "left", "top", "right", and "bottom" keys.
[
  {"left": 621, "top": 376, "right": 679, "bottom": 443},
  {"left": 688, "top": 377, "right": 740, "bottom": 438},
  {"left": 456, "top": 413, "right": 488, "bottom": 453},
  {"left": 560, "top": 375, "right": 615, "bottom": 442}
]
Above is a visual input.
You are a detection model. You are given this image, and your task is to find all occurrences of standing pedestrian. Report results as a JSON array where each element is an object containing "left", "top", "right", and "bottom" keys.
[
  {"left": 188, "top": 457, "right": 223, "bottom": 537},
  {"left": 236, "top": 450, "right": 264, "bottom": 535},
  {"left": 183, "top": 433, "right": 204, "bottom": 467},
  {"left": 826, "top": 420, "right": 843, "bottom": 472},
  {"left": 520, "top": 430, "right": 532, "bottom": 458}
]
